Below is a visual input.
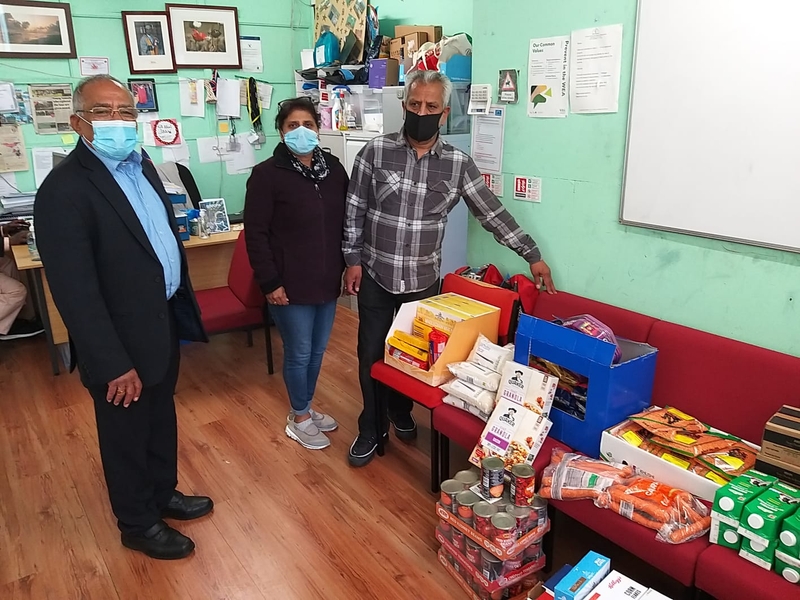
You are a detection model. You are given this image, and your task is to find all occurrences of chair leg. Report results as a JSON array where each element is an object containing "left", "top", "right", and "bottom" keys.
[
  {"left": 440, "top": 435, "right": 450, "bottom": 482},
  {"left": 263, "top": 305, "right": 274, "bottom": 375},
  {"left": 430, "top": 412, "right": 439, "bottom": 494},
  {"left": 375, "top": 383, "right": 385, "bottom": 457},
  {"left": 246, "top": 329, "right": 253, "bottom": 347}
]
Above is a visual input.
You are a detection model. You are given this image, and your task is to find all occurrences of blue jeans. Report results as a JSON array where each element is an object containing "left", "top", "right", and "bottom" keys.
[{"left": 269, "top": 301, "right": 337, "bottom": 416}]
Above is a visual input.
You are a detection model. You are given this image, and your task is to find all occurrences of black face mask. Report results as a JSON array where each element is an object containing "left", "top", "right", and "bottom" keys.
[{"left": 404, "top": 110, "right": 443, "bottom": 142}]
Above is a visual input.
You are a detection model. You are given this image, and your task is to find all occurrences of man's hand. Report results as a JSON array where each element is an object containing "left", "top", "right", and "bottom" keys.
[
  {"left": 9, "top": 230, "right": 29, "bottom": 246},
  {"left": 106, "top": 368, "right": 142, "bottom": 408},
  {"left": 530, "top": 260, "right": 557, "bottom": 295},
  {"left": 344, "top": 265, "right": 362, "bottom": 295},
  {"left": 266, "top": 286, "right": 289, "bottom": 306},
  {"left": 1, "top": 220, "right": 29, "bottom": 237}
]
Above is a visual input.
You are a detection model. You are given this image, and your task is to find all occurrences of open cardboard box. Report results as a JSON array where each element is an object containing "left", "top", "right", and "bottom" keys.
[
  {"left": 436, "top": 528, "right": 546, "bottom": 592},
  {"left": 384, "top": 294, "right": 500, "bottom": 387},
  {"left": 436, "top": 502, "right": 550, "bottom": 560},
  {"left": 437, "top": 549, "right": 534, "bottom": 600}
]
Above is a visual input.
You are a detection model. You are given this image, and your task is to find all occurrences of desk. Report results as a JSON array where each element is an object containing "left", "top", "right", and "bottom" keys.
[{"left": 12, "top": 229, "right": 241, "bottom": 374}]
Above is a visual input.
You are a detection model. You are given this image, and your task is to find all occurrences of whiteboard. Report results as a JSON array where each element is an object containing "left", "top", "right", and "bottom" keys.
[{"left": 621, "top": 0, "right": 800, "bottom": 253}]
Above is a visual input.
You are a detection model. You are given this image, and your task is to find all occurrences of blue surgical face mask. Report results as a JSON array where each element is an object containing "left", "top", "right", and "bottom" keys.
[
  {"left": 283, "top": 126, "right": 319, "bottom": 156},
  {"left": 87, "top": 120, "right": 138, "bottom": 161}
]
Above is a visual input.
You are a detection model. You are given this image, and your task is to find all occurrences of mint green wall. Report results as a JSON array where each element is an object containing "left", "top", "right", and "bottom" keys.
[
  {"left": 467, "top": 0, "right": 800, "bottom": 356},
  {"left": 376, "top": 0, "right": 474, "bottom": 37},
  {"left": 0, "top": 0, "right": 313, "bottom": 213}
]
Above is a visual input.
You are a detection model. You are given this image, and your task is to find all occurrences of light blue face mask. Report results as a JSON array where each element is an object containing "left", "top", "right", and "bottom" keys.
[
  {"left": 283, "top": 126, "right": 319, "bottom": 156},
  {"left": 88, "top": 120, "right": 138, "bottom": 161}
]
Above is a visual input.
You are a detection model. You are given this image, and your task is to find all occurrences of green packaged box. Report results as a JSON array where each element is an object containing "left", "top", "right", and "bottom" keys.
[
  {"left": 710, "top": 518, "right": 742, "bottom": 550},
  {"left": 775, "top": 550, "right": 800, "bottom": 584},
  {"left": 711, "top": 469, "right": 777, "bottom": 527},
  {"left": 779, "top": 511, "right": 800, "bottom": 559},
  {"left": 738, "top": 481, "right": 800, "bottom": 547},
  {"left": 738, "top": 536, "right": 776, "bottom": 571}
]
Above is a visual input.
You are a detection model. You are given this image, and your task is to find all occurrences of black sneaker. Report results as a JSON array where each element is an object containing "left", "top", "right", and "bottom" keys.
[
  {"left": 389, "top": 413, "right": 417, "bottom": 442},
  {"left": 0, "top": 319, "right": 44, "bottom": 341},
  {"left": 348, "top": 432, "right": 389, "bottom": 468}
]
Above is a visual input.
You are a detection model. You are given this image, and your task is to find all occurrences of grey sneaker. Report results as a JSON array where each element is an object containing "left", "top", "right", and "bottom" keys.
[
  {"left": 310, "top": 409, "right": 338, "bottom": 432},
  {"left": 285, "top": 416, "right": 330, "bottom": 450}
]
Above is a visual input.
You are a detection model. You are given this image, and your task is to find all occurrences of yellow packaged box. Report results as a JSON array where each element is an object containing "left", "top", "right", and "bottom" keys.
[
  {"left": 385, "top": 293, "right": 500, "bottom": 387},
  {"left": 412, "top": 318, "right": 435, "bottom": 339},
  {"left": 388, "top": 336, "right": 428, "bottom": 362},
  {"left": 392, "top": 330, "right": 429, "bottom": 352},
  {"left": 416, "top": 294, "right": 498, "bottom": 334}
]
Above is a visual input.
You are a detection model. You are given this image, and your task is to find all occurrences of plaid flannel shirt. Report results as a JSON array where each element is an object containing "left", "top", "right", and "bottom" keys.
[{"left": 343, "top": 131, "right": 541, "bottom": 294}]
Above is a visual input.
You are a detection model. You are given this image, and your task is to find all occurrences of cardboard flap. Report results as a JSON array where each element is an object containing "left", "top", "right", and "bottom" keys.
[{"left": 518, "top": 315, "right": 618, "bottom": 366}]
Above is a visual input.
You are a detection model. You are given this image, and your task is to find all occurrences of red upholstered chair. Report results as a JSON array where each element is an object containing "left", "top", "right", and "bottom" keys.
[
  {"left": 194, "top": 233, "right": 274, "bottom": 374},
  {"left": 695, "top": 545, "right": 800, "bottom": 600},
  {"left": 370, "top": 273, "right": 521, "bottom": 493}
]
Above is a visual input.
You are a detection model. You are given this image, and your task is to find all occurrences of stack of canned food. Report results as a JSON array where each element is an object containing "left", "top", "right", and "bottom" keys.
[
  {"left": 436, "top": 458, "right": 550, "bottom": 599},
  {"left": 439, "top": 545, "right": 538, "bottom": 600}
]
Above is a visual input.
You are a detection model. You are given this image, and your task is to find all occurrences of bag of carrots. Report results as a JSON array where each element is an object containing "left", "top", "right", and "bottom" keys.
[
  {"left": 595, "top": 477, "right": 711, "bottom": 544},
  {"left": 538, "top": 448, "right": 635, "bottom": 501}
]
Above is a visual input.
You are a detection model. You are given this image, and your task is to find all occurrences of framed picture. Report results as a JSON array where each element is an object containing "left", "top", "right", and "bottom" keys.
[
  {"left": 128, "top": 79, "right": 158, "bottom": 113},
  {"left": 198, "top": 198, "right": 230, "bottom": 234},
  {"left": 0, "top": 0, "right": 76, "bottom": 59},
  {"left": 122, "top": 11, "right": 176, "bottom": 74},
  {"left": 166, "top": 4, "right": 241, "bottom": 69}
]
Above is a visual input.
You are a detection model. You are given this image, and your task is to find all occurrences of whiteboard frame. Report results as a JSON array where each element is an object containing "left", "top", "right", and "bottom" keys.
[{"left": 618, "top": 0, "right": 800, "bottom": 254}]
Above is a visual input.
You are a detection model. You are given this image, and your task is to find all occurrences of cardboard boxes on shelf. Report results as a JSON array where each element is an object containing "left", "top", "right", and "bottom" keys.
[
  {"left": 757, "top": 406, "right": 800, "bottom": 487},
  {"left": 394, "top": 25, "right": 443, "bottom": 42}
]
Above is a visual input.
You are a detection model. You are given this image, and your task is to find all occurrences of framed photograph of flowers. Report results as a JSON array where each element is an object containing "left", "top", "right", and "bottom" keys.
[{"left": 166, "top": 4, "right": 241, "bottom": 69}]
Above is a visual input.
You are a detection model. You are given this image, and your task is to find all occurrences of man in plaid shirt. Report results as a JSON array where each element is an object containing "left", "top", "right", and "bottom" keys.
[{"left": 343, "top": 70, "right": 555, "bottom": 467}]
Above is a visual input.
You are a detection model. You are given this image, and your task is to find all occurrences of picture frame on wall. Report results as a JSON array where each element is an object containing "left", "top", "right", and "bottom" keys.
[
  {"left": 166, "top": 4, "right": 241, "bottom": 69},
  {"left": 122, "top": 11, "right": 176, "bottom": 74},
  {"left": 0, "top": 0, "right": 76, "bottom": 59},
  {"left": 127, "top": 79, "right": 158, "bottom": 113}
]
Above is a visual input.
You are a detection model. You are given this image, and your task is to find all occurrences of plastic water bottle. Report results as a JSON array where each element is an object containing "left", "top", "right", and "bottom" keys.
[
  {"left": 198, "top": 209, "right": 210, "bottom": 239},
  {"left": 27, "top": 224, "right": 40, "bottom": 261}
]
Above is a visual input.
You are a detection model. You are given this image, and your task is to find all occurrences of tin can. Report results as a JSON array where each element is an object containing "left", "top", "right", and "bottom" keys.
[
  {"left": 451, "top": 527, "right": 466, "bottom": 553},
  {"left": 481, "top": 549, "right": 503, "bottom": 582},
  {"left": 466, "top": 538, "right": 482, "bottom": 566},
  {"left": 505, "top": 505, "right": 532, "bottom": 538},
  {"left": 478, "top": 589, "right": 491, "bottom": 600},
  {"left": 508, "top": 581, "right": 524, "bottom": 596},
  {"left": 523, "top": 540, "right": 542, "bottom": 564},
  {"left": 456, "top": 490, "right": 481, "bottom": 526},
  {"left": 531, "top": 495, "right": 548, "bottom": 529},
  {"left": 440, "top": 479, "right": 463, "bottom": 513},
  {"left": 438, "top": 519, "right": 451, "bottom": 541},
  {"left": 481, "top": 456, "right": 506, "bottom": 499},
  {"left": 495, "top": 490, "right": 512, "bottom": 512},
  {"left": 454, "top": 468, "right": 481, "bottom": 488},
  {"left": 491, "top": 512, "right": 517, "bottom": 548},
  {"left": 502, "top": 554, "right": 524, "bottom": 575},
  {"left": 489, "top": 588, "right": 505, "bottom": 600},
  {"left": 474, "top": 501, "right": 498, "bottom": 538},
  {"left": 510, "top": 464, "right": 536, "bottom": 507}
]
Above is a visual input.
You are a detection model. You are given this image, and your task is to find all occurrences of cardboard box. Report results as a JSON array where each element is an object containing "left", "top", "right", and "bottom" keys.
[
  {"left": 514, "top": 314, "right": 657, "bottom": 457},
  {"left": 403, "top": 31, "right": 428, "bottom": 56},
  {"left": 440, "top": 54, "right": 473, "bottom": 82},
  {"left": 554, "top": 551, "right": 611, "bottom": 600},
  {"left": 369, "top": 58, "right": 399, "bottom": 89},
  {"left": 601, "top": 426, "right": 724, "bottom": 502},
  {"left": 174, "top": 209, "right": 189, "bottom": 241},
  {"left": 437, "top": 549, "right": 533, "bottom": 600},
  {"left": 641, "top": 590, "right": 672, "bottom": 600},
  {"left": 389, "top": 37, "right": 404, "bottom": 60},
  {"left": 756, "top": 453, "right": 800, "bottom": 487},
  {"left": 384, "top": 294, "right": 500, "bottom": 387},
  {"left": 586, "top": 570, "right": 648, "bottom": 600},
  {"left": 314, "top": 0, "right": 368, "bottom": 55},
  {"left": 762, "top": 411, "right": 800, "bottom": 468},
  {"left": 394, "top": 25, "right": 443, "bottom": 42}
]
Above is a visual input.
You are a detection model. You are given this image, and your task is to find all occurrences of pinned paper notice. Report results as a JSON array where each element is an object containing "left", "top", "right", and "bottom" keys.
[
  {"left": 60, "top": 134, "right": 76, "bottom": 145},
  {"left": 482, "top": 173, "right": 503, "bottom": 197},
  {"left": 513, "top": 176, "right": 542, "bottom": 203}
]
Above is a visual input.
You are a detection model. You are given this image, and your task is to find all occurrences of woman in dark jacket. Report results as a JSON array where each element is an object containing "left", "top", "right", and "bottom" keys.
[{"left": 244, "top": 97, "right": 348, "bottom": 450}]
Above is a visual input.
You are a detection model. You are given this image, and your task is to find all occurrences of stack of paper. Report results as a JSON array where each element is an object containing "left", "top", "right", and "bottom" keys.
[{"left": 0, "top": 192, "right": 35, "bottom": 216}]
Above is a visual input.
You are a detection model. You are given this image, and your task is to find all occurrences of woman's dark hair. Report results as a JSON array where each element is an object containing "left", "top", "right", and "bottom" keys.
[{"left": 275, "top": 97, "right": 320, "bottom": 131}]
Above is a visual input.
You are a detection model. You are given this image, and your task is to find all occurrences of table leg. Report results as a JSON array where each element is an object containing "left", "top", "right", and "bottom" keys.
[{"left": 28, "top": 269, "right": 60, "bottom": 375}]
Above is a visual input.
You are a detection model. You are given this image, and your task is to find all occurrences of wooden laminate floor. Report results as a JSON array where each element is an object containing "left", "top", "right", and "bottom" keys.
[{"left": 0, "top": 307, "right": 465, "bottom": 600}]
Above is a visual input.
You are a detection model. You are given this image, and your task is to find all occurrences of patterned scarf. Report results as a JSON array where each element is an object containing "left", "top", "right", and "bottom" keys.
[{"left": 288, "top": 146, "right": 330, "bottom": 182}]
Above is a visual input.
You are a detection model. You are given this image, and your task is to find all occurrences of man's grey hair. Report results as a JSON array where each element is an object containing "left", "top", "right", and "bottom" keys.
[
  {"left": 73, "top": 75, "right": 131, "bottom": 112},
  {"left": 404, "top": 70, "right": 453, "bottom": 107}
]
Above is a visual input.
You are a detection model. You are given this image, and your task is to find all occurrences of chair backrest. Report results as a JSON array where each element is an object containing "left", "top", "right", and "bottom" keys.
[
  {"left": 228, "top": 233, "right": 264, "bottom": 309},
  {"left": 442, "top": 273, "right": 519, "bottom": 345}
]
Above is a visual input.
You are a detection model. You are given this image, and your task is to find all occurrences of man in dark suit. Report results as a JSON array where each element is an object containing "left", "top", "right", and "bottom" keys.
[{"left": 35, "top": 75, "right": 212, "bottom": 560}]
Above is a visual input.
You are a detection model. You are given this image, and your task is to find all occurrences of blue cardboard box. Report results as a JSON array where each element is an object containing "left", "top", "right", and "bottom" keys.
[
  {"left": 173, "top": 209, "right": 189, "bottom": 241},
  {"left": 439, "top": 55, "right": 472, "bottom": 82},
  {"left": 554, "top": 551, "right": 610, "bottom": 600},
  {"left": 514, "top": 314, "right": 657, "bottom": 457}
]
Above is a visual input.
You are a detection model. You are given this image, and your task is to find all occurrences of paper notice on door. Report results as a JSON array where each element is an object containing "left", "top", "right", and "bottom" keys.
[
  {"left": 569, "top": 24, "right": 624, "bottom": 114},
  {"left": 216, "top": 78, "right": 242, "bottom": 118},
  {"left": 470, "top": 106, "right": 505, "bottom": 175},
  {"left": 179, "top": 79, "right": 205, "bottom": 117},
  {"left": 527, "top": 36, "right": 570, "bottom": 118}
]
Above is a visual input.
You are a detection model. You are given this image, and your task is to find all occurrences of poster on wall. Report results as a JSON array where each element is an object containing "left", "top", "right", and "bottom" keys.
[
  {"left": 28, "top": 84, "right": 73, "bottom": 135},
  {"left": 314, "top": 0, "right": 368, "bottom": 58},
  {"left": 569, "top": 24, "right": 623, "bottom": 114},
  {"left": 527, "top": 35, "right": 570, "bottom": 118},
  {"left": 0, "top": 124, "right": 29, "bottom": 172}
]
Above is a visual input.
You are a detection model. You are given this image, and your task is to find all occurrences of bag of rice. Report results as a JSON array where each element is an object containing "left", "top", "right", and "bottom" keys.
[
  {"left": 442, "top": 394, "right": 492, "bottom": 422},
  {"left": 467, "top": 334, "right": 514, "bottom": 373},
  {"left": 440, "top": 378, "right": 496, "bottom": 414},
  {"left": 447, "top": 361, "right": 501, "bottom": 392}
]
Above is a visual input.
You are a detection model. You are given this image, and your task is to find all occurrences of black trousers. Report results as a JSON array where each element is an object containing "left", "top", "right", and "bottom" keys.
[
  {"left": 87, "top": 326, "right": 180, "bottom": 535},
  {"left": 357, "top": 271, "right": 440, "bottom": 438}
]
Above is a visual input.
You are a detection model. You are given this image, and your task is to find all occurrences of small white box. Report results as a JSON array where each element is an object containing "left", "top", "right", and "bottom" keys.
[{"left": 587, "top": 570, "right": 648, "bottom": 599}]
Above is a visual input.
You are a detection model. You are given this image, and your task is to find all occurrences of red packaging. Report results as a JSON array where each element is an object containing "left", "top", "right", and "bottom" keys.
[
  {"left": 429, "top": 329, "right": 449, "bottom": 364},
  {"left": 451, "top": 527, "right": 466, "bottom": 553},
  {"left": 388, "top": 346, "right": 428, "bottom": 370}
]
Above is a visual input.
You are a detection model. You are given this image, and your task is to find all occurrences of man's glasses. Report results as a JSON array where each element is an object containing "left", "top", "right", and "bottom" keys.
[{"left": 76, "top": 107, "right": 139, "bottom": 121}]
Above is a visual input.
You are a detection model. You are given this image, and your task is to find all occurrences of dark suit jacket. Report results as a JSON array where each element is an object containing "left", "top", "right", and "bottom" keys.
[{"left": 34, "top": 141, "right": 207, "bottom": 389}]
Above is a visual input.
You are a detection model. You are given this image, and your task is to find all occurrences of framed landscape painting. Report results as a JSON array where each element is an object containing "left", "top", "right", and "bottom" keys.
[
  {"left": 0, "top": 0, "right": 76, "bottom": 59},
  {"left": 166, "top": 4, "right": 241, "bottom": 69},
  {"left": 122, "top": 11, "right": 176, "bottom": 74}
]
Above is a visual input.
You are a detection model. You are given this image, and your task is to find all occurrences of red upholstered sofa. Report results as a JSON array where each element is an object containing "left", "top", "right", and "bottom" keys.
[{"left": 432, "top": 291, "right": 800, "bottom": 599}]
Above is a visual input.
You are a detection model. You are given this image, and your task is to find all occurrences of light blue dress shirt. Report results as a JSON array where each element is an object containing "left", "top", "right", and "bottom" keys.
[{"left": 86, "top": 141, "right": 182, "bottom": 298}]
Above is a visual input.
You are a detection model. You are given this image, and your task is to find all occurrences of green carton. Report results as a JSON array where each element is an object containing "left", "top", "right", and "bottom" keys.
[
  {"left": 739, "top": 536, "right": 776, "bottom": 571},
  {"left": 711, "top": 470, "right": 777, "bottom": 527},
  {"left": 779, "top": 511, "right": 800, "bottom": 559},
  {"left": 737, "top": 481, "right": 800, "bottom": 548},
  {"left": 710, "top": 518, "right": 741, "bottom": 550},
  {"left": 775, "top": 550, "right": 800, "bottom": 584}
]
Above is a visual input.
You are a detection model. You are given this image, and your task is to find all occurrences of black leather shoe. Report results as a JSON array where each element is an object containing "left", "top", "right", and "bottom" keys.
[
  {"left": 121, "top": 521, "right": 195, "bottom": 560},
  {"left": 161, "top": 491, "right": 214, "bottom": 521},
  {"left": 348, "top": 432, "right": 390, "bottom": 467},
  {"left": 389, "top": 413, "right": 417, "bottom": 442}
]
